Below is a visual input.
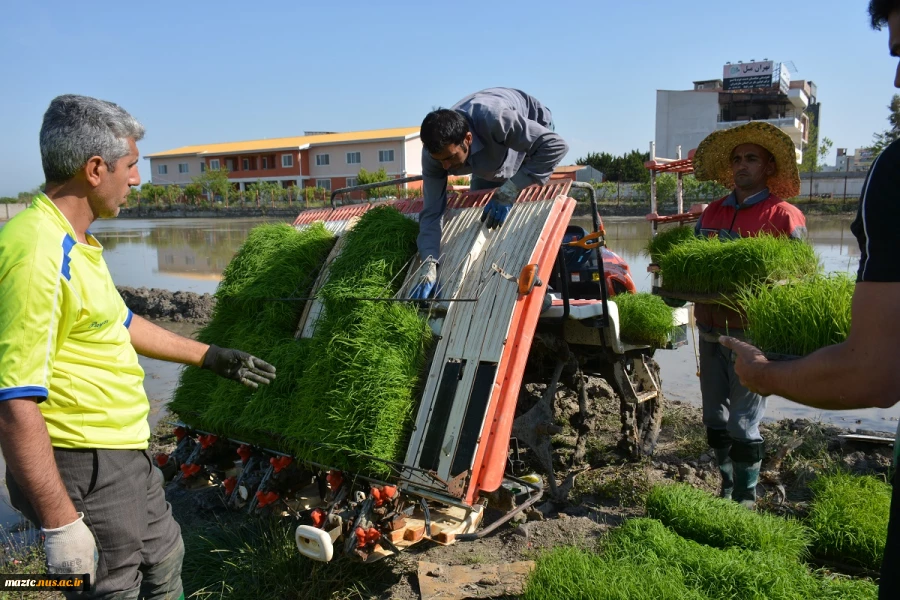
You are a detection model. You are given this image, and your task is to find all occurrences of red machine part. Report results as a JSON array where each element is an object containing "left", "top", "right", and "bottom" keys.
[
  {"left": 326, "top": 470, "right": 343, "bottom": 492},
  {"left": 154, "top": 453, "right": 169, "bottom": 468},
  {"left": 310, "top": 508, "right": 326, "bottom": 529},
  {"left": 180, "top": 463, "right": 201, "bottom": 479},
  {"left": 467, "top": 196, "right": 577, "bottom": 504},
  {"left": 355, "top": 527, "right": 381, "bottom": 548},
  {"left": 371, "top": 485, "right": 398, "bottom": 507},
  {"left": 270, "top": 456, "right": 293, "bottom": 473},
  {"left": 255, "top": 491, "right": 279, "bottom": 508},
  {"left": 223, "top": 476, "right": 237, "bottom": 496},
  {"left": 236, "top": 444, "right": 253, "bottom": 464},
  {"left": 198, "top": 434, "right": 218, "bottom": 449},
  {"left": 173, "top": 427, "right": 187, "bottom": 442}
]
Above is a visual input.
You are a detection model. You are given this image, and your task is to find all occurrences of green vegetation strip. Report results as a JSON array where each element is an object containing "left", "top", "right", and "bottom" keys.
[
  {"left": 525, "top": 519, "right": 876, "bottom": 600},
  {"left": 614, "top": 292, "right": 676, "bottom": 347},
  {"left": 655, "top": 234, "right": 818, "bottom": 295},
  {"left": 738, "top": 274, "right": 854, "bottom": 356},
  {"left": 168, "top": 208, "right": 432, "bottom": 474},
  {"left": 645, "top": 483, "right": 811, "bottom": 559},
  {"left": 808, "top": 472, "right": 891, "bottom": 572}
]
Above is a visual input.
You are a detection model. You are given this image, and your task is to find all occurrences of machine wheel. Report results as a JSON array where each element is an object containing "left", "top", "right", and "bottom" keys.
[{"left": 616, "top": 356, "right": 664, "bottom": 459}]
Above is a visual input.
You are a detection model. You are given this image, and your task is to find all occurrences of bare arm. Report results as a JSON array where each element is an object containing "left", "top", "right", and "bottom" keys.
[
  {"left": 128, "top": 314, "right": 208, "bottom": 366},
  {"left": 722, "top": 282, "right": 900, "bottom": 409},
  {"left": 0, "top": 399, "right": 78, "bottom": 529}
]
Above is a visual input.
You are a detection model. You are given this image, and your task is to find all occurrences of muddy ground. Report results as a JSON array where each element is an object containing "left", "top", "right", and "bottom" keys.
[
  {"left": 118, "top": 286, "right": 215, "bottom": 322},
  {"left": 153, "top": 374, "right": 893, "bottom": 599}
]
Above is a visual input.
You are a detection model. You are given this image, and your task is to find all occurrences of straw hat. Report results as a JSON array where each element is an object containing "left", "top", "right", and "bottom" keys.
[{"left": 693, "top": 121, "right": 801, "bottom": 199}]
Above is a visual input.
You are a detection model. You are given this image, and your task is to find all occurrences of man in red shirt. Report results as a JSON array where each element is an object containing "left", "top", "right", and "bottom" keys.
[{"left": 691, "top": 122, "right": 806, "bottom": 508}]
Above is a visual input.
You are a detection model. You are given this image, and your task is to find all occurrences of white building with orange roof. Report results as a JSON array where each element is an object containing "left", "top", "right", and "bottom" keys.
[{"left": 145, "top": 127, "right": 423, "bottom": 192}]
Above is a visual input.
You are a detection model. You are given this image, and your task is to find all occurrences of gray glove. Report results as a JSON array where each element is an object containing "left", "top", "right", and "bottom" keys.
[
  {"left": 43, "top": 512, "right": 98, "bottom": 583},
  {"left": 201, "top": 345, "right": 276, "bottom": 389}
]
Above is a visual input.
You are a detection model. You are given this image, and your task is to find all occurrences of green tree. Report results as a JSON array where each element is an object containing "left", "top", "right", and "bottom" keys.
[
  {"left": 163, "top": 184, "right": 183, "bottom": 205},
  {"left": 183, "top": 183, "right": 203, "bottom": 205},
  {"left": 356, "top": 167, "right": 391, "bottom": 199},
  {"left": 576, "top": 150, "right": 649, "bottom": 182},
  {"left": 869, "top": 94, "right": 900, "bottom": 154},
  {"left": 193, "top": 167, "right": 232, "bottom": 203},
  {"left": 800, "top": 117, "right": 834, "bottom": 173},
  {"left": 140, "top": 182, "right": 166, "bottom": 206}
]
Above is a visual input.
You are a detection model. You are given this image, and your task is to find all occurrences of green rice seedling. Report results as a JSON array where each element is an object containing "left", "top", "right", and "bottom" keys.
[
  {"left": 525, "top": 519, "right": 877, "bottom": 600},
  {"left": 645, "top": 225, "right": 695, "bottom": 263},
  {"left": 737, "top": 273, "right": 854, "bottom": 356},
  {"left": 645, "top": 483, "right": 811, "bottom": 559},
  {"left": 613, "top": 292, "right": 677, "bottom": 347},
  {"left": 524, "top": 545, "right": 705, "bottom": 600},
  {"left": 807, "top": 472, "right": 891, "bottom": 571},
  {"left": 657, "top": 234, "right": 819, "bottom": 295},
  {"left": 168, "top": 223, "right": 334, "bottom": 429},
  {"left": 603, "top": 518, "right": 876, "bottom": 600}
]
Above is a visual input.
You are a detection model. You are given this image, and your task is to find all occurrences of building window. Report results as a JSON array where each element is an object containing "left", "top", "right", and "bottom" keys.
[
  {"left": 210, "top": 159, "right": 220, "bottom": 170},
  {"left": 316, "top": 154, "right": 330, "bottom": 166},
  {"left": 242, "top": 158, "right": 250, "bottom": 171},
  {"left": 157, "top": 164, "right": 168, "bottom": 175},
  {"left": 345, "top": 177, "right": 358, "bottom": 187},
  {"left": 282, "top": 154, "right": 294, "bottom": 168},
  {"left": 178, "top": 163, "right": 189, "bottom": 174},
  {"left": 226, "top": 159, "right": 235, "bottom": 171},
  {"left": 316, "top": 179, "right": 332, "bottom": 191},
  {"left": 262, "top": 157, "right": 269, "bottom": 170},
  {"left": 379, "top": 149, "right": 395, "bottom": 163},
  {"left": 200, "top": 163, "right": 206, "bottom": 172},
  {"left": 346, "top": 152, "right": 361, "bottom": 164}
]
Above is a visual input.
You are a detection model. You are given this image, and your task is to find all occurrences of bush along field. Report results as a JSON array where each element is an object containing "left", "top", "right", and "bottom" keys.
[
  {"left": 525, "top": 481, "right": 883, "bottom": 600},
  {"left": 168, "top": 207, "right": 433, "bottom": 475}
]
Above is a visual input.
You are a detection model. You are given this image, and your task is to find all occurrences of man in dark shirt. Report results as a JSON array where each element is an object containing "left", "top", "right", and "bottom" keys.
[{"left": 722, "top": 2, "right": 900, "bottom": 595}]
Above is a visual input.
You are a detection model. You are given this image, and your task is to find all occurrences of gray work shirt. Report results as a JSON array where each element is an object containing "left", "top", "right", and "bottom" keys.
[{"left": 417, "top": 88, "right": 569, "bottom": 260}]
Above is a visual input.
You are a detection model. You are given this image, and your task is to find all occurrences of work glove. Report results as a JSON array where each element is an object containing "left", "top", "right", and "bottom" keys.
[
  {"left": 43, "top": 512, "right": 98, "bottom": 585},
  {"left": 480, "top": 180, "right": 519, "bottom": 230},
  {"left": 201, "top": 345, "right": 276, "bottom": 389},
  {"left": 410, "top": 257, "right": 439, "bottom": 300}
]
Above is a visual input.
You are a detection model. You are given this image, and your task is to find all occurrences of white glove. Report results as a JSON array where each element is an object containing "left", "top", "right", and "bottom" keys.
[{"left": 43, "top": 512, "right": 98, "bottom": 582}]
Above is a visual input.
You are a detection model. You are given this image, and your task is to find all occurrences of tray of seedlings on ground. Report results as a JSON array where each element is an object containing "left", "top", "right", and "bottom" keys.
[
  {"left": 523, "top": 483, "right": 878, "bottom": 600},
  {"left": 806, "top": 472, "right": 891, "bottom": 574},
  {"left": 168, "top": 207, "right": 434, "bottom": 476},
  {"left": 613, "top": 291, "right": 678, "bottom": 348},
  {"left": 735, "top": 273, "right": 854, "bottom": 360},
  {"left": 648, "top": 230, "right": 819, "bottom": 305}
]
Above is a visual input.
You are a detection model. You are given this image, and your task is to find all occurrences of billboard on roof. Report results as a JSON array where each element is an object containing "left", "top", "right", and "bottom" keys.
[{"left": 722, "top": 60, "right": 779, "bottom": 91}]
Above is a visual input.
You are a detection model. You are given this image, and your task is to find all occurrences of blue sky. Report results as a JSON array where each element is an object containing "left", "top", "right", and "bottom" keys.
[{"left": 0, "top": 0, "right": 895, "bottom": 196}]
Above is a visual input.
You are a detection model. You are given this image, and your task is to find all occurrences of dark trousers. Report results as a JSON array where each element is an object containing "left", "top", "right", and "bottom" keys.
[{"left": 7, "top": 448, "right": 183, "bottom": 600}]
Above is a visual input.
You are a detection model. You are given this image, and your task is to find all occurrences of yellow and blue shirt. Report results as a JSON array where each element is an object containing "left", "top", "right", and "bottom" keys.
[{"left": 0, "top": 194, "right": 149, "bottom": 449}]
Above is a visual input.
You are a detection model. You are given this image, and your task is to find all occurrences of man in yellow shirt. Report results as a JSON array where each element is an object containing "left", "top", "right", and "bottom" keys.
[{"left": 0, "top": 95, "right": 275, "bottom": 599}]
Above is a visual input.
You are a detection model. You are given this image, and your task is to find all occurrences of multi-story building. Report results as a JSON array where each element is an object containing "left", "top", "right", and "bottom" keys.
[
  {"left": 655, "top": 60, "right": 818, "bottom": 163},
  {"left": 834, "top": 147, "right": 876, "bottom": 172},
  {"left": 145, "top": 127, "right": 423, "bottom": 192}
]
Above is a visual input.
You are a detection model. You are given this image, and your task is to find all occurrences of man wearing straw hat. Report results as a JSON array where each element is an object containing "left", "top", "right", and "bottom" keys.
[
  {"left": 691, "top": 121, "right": 806, "bottom": 508},
  {"left": 723, "top": 2, "right": 900, "bottom": 595}
]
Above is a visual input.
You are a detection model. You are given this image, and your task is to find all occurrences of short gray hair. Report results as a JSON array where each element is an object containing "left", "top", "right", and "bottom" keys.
[{"left": 40, "top": 94, "right": 145, "bottom": 184}]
